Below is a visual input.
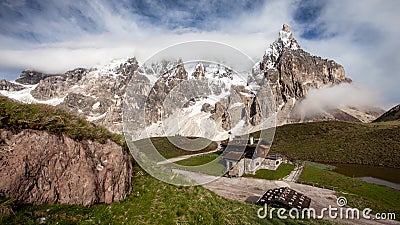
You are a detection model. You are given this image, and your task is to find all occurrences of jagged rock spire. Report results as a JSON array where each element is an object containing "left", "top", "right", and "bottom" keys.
[
  {"left": 279, "top": 24, "right": 300, "bottom": 50},
  {"left": 262, "top": 24, "right": 300, "bottom": 70}
]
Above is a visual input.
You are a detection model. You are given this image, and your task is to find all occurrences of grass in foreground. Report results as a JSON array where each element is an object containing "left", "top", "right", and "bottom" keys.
[
  {"left": 298, "top": 164, "right": 400, "bottom": 219},
  {"left": 243, "top": 164, "right": 295, "bottom": 180},
  {"left": 264, "top": 121, "right": 400, "bottom": 168},
  {"left": 1, "top": 167, "right": 331, "bottom": 225}
]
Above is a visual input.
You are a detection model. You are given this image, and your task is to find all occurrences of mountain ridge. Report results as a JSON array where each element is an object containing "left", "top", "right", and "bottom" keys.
[
  {"left": 0, "top": 24, "right": 383, "bottom": 137},
  {"left": 373, "top": 104, "right": 400, "bottom": 122}
]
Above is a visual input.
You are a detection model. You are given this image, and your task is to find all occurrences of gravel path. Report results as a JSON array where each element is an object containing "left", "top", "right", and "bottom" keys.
[{"left": 283, "top": 163, "right": 304, "bottom": 182}]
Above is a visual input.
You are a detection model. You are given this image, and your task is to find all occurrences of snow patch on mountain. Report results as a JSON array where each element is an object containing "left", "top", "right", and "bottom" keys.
[
  {"left": 87, "top": 112, "right": 107, "bottom": 122},
  {"left": 0, "top": 84, "right": 64, "bottom": 106}
]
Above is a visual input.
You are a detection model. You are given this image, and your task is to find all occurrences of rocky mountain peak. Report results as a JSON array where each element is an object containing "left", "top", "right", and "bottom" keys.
[
  {"left": 192, "top": 63, "right": 205, "bottom": 79},
  {"left": 263, "top": 24, "right": 300, "bottom": 70},
  {"left": 256, "top": 25, "right": 381, "bottom": 124},
  {"left": 260, "top": 24, "right": 349, "bottom": 108},
  {"left": 279, "top": 24, "right": 300, "bottom": 50},
  {"left": 15, "top": 70, "right": 49, "bottom": 85},
  {"left": 281, "top": 23, "right": 291, "bottom": 32}
]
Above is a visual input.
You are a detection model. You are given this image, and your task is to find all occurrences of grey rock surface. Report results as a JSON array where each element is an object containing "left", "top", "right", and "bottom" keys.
[{"left": 0, "top": 129, "right": 132, "bottom": 206}]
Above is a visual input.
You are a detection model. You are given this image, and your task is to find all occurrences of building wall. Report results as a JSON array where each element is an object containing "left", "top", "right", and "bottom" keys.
[
  {"left": 244, "top": 157, "right": 264, "bottom": 174},
  {"left": 260, "top": 158, "right": 283, "bottom": 170},
  {"left": 225, "top": 159, "right": 245, "bottom": 177},
  {"left": 238, "top": 159, "right": 245, "bottom": 176},
  {"left": 226, "top": 156, "right": 285, "bottom": 177}
]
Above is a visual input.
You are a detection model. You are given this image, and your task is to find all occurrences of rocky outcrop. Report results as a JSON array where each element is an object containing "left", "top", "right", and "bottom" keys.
[
  {"left": 201, "top": 103, "right": 212, "bottom": 113},
  {"left": 15, "top": 70, "right": 49, "bottom": 85},
  {"left": 144, "top": 59, "right": 188, "bottom": 125},
  {"left": 0, "top": 129, "right": 132, "bottom": 206},
  {"left": 31, "top": 68, "right": 87, "bottom": 100},
  {"left": 261, "top": 25, "right": 350, "bottom": 107},
  {"left": 58, "top": 93, "right": 113, "bottom": 121},
  {"left": 26, "top": 58, "right": 138, "bottom": 133},
  {"left": 1, "top": 79, "right": 25, "bottom": 91},
  {"left": 267, "top": 50, "right": 350, "bottom": 103},
  {"left": 210, "top": 100, "right": 232, "bottom": 131},
  {"left": 192, "top": 63, "right": 205, "bottom": 79}
]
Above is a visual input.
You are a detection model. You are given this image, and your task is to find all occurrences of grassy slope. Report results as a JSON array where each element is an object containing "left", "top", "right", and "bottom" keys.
[
  {"left": 175, "top": 151, "right": 222, "bottom": 166},
  {"left": 243, "top": 164, "right": 295, "bottom": 180},
  {"left": 0, "top": 96, "right": 124, "bottom": 146},
  {"left": 298, "top": 164, "right": 400, "bottom": 218},
  {"left": 268, "top": 121, "right": 400, "bottom": 168},
  {"left": 134, "top": 136, "right": 218, "bottom": 159},
  {"left": 174, "top": 151, "right": 226, "bottom": 176},
  {"left": 1, "top": 167, "right": 331, "bottom": 225},
  {"left": 373, "top": 105, "right": 400, "bottom": 122}
]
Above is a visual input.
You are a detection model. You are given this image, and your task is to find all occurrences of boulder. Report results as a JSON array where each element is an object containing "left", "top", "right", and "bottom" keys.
[{"left": 0, "top": 129, "right": 132, "bottom": 206}]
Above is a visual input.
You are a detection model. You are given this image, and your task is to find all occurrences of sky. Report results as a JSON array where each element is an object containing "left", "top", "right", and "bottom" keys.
[{"left": 0, "top": 0, "right": 399, "bottom": 108}]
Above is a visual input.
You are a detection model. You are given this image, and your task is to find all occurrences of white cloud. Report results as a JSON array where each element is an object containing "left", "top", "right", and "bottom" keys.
[
  {"left": 297, "top": 0, "right": 400, "bottom": 107},
  {"left": 0, "top": 0, "right": 292, "bottom": 73},
  {"left": 0, "top": 31, "right": 270, "bottom": 73},
  {"left": 294, "top": 83, "right": 385, "bottom": 116}
]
